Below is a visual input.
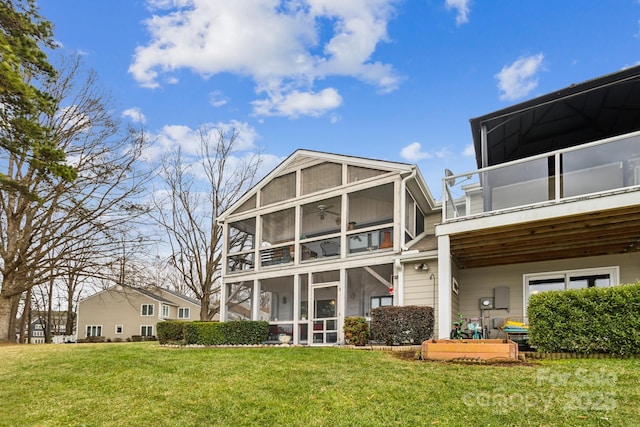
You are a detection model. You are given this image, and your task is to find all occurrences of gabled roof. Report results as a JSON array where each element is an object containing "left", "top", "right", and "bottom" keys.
[
  {"left": 470, "top": 65, "right": 640, "bottom": 168},
  {"left": 218, "top": 149, "right": 434, "bottom": 221},
  {"left": 80, "top": 285, "right": 200, "bottom": 307}
]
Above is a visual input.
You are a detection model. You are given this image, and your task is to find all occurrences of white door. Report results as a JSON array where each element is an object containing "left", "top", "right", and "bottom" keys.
[{"left": 310, "top": 284, "right": 339, "bottom": 345}]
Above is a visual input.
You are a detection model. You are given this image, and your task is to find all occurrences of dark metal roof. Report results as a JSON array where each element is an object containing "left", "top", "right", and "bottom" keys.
[{"left": 470, "top": 65, "right": 640, "bottom": 168}]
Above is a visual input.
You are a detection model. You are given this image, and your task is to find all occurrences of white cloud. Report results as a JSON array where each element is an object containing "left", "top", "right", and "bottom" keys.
[
  {"left": 130, "top": 0, "right": 400, "bottom": 118},
  {"left": 122, "top": 107, "right": 147, "bottom": 124},
  {"left": 251, "top": 88, "right": 342, "bottom": 118},
  {"left": 445, "top": 0, "right": 471, "bottom": 26},
  {"left": 495, "top": 53, "right": 544, "bottom": 101},
  {"left": 463, "top": 144, "right": 475, "bottom": 156},
  {"left": 209, "top": 91, "right": 228, "bottom": 107},
  {"left": 400, "top": 142, "right": 433, "bottom": 162},
  {"left": 142, "top": 120, "right": 258, "bottom": 162}
]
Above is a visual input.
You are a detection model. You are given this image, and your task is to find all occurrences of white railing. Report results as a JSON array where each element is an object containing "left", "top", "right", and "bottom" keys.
[{"left": 443, "top": 131, "right": 640, "bottom": 222}]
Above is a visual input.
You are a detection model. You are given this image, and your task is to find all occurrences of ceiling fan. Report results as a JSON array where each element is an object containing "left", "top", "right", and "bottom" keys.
[{"left": 307, "top": 204, "right": 340, "bottom": 220}]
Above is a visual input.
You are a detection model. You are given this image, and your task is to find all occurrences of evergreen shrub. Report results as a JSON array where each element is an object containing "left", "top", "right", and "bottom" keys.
[
  {"left": 371, "top": 305, "right": 434, "bottom": 345},
  {"left": 528, "top": 282, "right": 640, "bottom": 355}
]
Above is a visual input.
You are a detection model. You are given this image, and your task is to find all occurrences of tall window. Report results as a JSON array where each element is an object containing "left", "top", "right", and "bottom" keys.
[
  {"left": 141, "top": 304, "right": 154, "bottom": 316},
  {"left": 86, "top": 325, "right": 102, "bottom": 337},
  {"left": 141, "top": 326, "right": 154, "bottom": 336},
  {"left": 178, "top": 307, "right": 190, "bottom": 319},
  {"left": 524, "top": 267, "right": 618, "bottom": 311},
  {"left": 162, "top": 305, "right": 170, "bottom": 318}
]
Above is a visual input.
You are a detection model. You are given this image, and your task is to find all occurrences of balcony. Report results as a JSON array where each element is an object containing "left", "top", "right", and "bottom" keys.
[{"left": 443, "top": 131, "right": 640, "bottom": 223}]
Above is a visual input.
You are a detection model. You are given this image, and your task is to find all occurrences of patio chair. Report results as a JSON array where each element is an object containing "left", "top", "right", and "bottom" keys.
[{"left": 320, "top": 240, "right": 340, "bottom": 256}]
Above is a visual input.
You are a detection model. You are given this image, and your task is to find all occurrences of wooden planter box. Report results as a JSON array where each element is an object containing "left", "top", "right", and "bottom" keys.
[{"left": 422, "top": 339, "right": 519, "bottom": 361}]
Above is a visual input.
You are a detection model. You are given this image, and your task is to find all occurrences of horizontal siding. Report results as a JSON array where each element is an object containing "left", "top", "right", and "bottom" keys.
[{"left": 457, "top": 252, "right": 640, "bottom": 339}]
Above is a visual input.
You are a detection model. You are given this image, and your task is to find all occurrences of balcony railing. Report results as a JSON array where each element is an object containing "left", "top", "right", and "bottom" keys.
[{"left": 443, "top": 131, "right": 640, "bottom": 222}]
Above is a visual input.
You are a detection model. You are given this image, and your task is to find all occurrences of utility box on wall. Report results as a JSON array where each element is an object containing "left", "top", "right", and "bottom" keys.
[{"left": 494, "top": 286, "right": 509, "bottom": 310}]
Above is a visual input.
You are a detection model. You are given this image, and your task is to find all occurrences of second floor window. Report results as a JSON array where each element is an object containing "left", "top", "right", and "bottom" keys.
[
  {"left": 141, "top": 304, "right": 154, "bottom": 316},
  {"left": 178, "top": 307, "right": 190, "bottom": 319},
  {"left": 162, "top": 305, "right": 170, "bottom": 317}
]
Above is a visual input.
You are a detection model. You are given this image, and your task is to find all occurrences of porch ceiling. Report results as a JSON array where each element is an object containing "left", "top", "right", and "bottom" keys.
[{"left": 449, "top": 205, "right": 640, "bottom": 269}]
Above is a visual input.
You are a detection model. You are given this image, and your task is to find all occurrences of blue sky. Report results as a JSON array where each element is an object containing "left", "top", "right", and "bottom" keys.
[{"left": 38, "top": 0, "right": 640, "bottom": 197}]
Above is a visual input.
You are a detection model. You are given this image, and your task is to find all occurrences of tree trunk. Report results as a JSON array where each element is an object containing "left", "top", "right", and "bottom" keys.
[
  {"left": 0, "top": 295, "right": 16, "bottom": 343},
  {"left": 200, "top": 292, "right": 210, "bottom": 321}
]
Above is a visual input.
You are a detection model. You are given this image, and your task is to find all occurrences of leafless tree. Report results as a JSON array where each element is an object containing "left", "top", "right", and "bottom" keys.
[
  {"left": 152, "top": 126, "right": 261, "bottom": 320},
  {"left": 0, "top": 55, "right": 151, "bottom": 342}
]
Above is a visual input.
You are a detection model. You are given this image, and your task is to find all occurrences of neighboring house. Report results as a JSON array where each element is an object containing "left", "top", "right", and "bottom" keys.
[
  {"left": 218, "top": 66, "right": 640, "bottom": 345},
  {"left": 435, "top": 65, "right": 640, "bottom": 339},
  {"left": 77, "top": 286, "right": 201, "bottom": 341},
  {"left": 17, "top": 311, "right": 74, "bottom": 344},
  {"left": 218, "top": 150, "right": 441, "bottom": 345}
]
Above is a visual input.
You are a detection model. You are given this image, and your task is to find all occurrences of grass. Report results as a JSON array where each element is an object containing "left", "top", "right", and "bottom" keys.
[{"left": 0, "top": 343, "right": 638, "bottom": 426}]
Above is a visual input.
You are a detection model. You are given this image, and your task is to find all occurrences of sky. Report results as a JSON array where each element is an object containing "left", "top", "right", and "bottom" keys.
[{"left": 38, "top": 0, "right": 640, "bottom": 198}]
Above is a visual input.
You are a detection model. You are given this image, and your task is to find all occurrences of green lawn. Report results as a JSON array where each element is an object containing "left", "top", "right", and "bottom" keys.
[{"left": 0, "top": 343, "right": 638, "bottom": 427}]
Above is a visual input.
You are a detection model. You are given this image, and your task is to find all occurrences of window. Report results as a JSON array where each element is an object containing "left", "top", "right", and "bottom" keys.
[
  {"left": 86, "top": 325, "right": 102, "bottom": 337},
  {"left": 115, "top": 325, "right": 123, "bottom": 334},
  {"left": 162, "top": 305, "right": 170, "bottom": 318},
  {"left": 141, "top": 304, "right": 154, "bottom": 316},
  {"left": 524, "top": 267, "right": 618, "bottom": 311},
  {"left": 371, "top": 296, "right": 393, "bottom": 309},
  {"left": 178, "top": 307, "right": 190, "bottom": 319},
  {"left": 140, "top": 325, "right": 154, "bottom": 336}
]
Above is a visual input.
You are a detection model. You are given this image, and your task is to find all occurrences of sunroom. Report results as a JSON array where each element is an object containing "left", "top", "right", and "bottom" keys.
[{"left": 218, "top": 150, "right": 436, "bottom": 345}]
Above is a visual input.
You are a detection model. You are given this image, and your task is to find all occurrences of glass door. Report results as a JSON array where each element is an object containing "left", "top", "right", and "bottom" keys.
[{"left": 311, "top": 284, "right": 339, "bottom": 345}]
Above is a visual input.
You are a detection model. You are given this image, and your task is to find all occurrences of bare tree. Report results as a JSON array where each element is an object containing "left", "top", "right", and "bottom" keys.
[
  {"left": 0, "top": 55, "right": 151, "bottom": 342},
  {"left": 152, "top": 126, "right": 261, "bottom": 320}
]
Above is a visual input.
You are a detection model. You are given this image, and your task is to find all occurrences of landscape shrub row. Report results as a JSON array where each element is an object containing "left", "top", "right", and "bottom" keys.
[
  {"left": 528, "top": 282, "right": 640, "bottom": 355},
  {"left": 370, "top": 305, "right": 434, "bottom": 345},
  {"left": 157, "top": 320, "right": 269, "bottom": 345}
]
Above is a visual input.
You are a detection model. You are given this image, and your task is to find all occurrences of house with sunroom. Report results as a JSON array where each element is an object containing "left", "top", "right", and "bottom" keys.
[
  {"left": 77, "top": 285, "right": 201, "bottom": 341},
  {"left": 435, "top": 65, "right": 640, "bottom": 340},
  {"left": 217, "top": 151, "right": 441, "bottom": 345}
]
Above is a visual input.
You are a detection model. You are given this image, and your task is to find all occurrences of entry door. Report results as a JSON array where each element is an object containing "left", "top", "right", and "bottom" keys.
[{"left": 311, "top": 285, "right": 339, "bottom": 345}]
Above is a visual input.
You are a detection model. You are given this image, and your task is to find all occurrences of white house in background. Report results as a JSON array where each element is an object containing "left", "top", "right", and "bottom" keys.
[
  {"left": 77, "top": 285, "right": 201, "bottom": 341},
  {"left": 217, "top": 150, "right": 441, "bottom": 345}
]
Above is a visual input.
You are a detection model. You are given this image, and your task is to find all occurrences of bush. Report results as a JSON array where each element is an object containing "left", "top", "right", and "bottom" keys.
[
  {"left": 371, "top": 306, "right": 434, "bottom": 345},
  {"left": 343, "top": 317, "right": 370, "bottom": 346},
  {"left": 130, "top": 335, "right": 157, "bottom": 342},
  {"left": 77, "top": 336, "right": 106, "bottom": 343},
  {"left": 183, "top": 320, "right": 269, "bottom": 345},
  {"left": 157, "top": 321, "right": 186, "bottom": 344},
  {"left": 222, "top": 320, "right": 269, "bottom": 345},
  {"left": 528, "top": 282, "right": 640, "bottom": 355},
  {"left": 184, "top": 322, "right": 225, "bottom": 345}
]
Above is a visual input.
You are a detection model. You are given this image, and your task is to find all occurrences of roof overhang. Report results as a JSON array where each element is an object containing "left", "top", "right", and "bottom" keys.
[{"left": 470, "top": 65, "right": 640, "bottom": 168}]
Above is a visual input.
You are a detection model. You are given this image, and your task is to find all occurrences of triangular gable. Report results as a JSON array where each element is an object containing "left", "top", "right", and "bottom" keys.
[{"left": 219, "top": 149, "right": 416, "bottom": 220}]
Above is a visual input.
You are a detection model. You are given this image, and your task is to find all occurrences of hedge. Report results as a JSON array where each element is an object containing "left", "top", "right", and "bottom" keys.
[
  {"left": 528, "top": 282, "right": 640, "bottom": 355},
  {"left": 370, "top": 305, "right": 434, "bottom": 345},
  {"left": 158, "top": 320, "right": 269, "bottom": 345}
]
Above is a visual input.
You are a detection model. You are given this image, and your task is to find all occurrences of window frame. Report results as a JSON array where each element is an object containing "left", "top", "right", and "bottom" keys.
[
  {"left": 178, "top": 307, "right": 190, "bottom": 319},
  {"left": 86, "top": 325, "right": 102, "bottom": 337},
  {"left": 523, "top": 266, "right": 619, "bottom": 314},
  {"left": 115, "top": 325, "right": 123, "bottom": 334},
  {"left": 141, "top": 304, "right": 155, "bottom": 316},
  {"left": 161, "top": 304, "right": 170, "bottom": 318},
  {"left": 140, "top": 325, "right": 154, "bottom": 336}
]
